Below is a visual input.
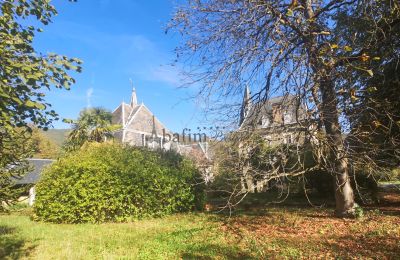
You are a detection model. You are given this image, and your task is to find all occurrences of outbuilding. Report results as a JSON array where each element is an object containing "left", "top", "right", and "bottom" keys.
[{"left": 15, "top": 159, "right": 54, "bottom": 205}]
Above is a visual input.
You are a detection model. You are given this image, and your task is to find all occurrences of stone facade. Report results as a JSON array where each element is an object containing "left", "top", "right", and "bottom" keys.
[
  {"left": 112, "top": 88, "right": 172, "bottom": 148},
  {"left": 112, "top": 88, "right": 212, "bottom": 179}
]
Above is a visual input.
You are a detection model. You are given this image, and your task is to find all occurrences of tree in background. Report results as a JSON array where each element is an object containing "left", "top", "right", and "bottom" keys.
[
  {"left": 64, "top": 107, "right": 120, "bottom": 151},
  {"left": 31, "top": 127, "right": 60, "bottom": 159},
  {"left": 170, "top": 0, "right": 400, "bottom": 216},
  {"left": 0, "top": 0, "right": 81, "bottom": 208}
]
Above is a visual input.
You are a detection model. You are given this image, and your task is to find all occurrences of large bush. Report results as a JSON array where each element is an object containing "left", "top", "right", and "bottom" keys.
[{"left": 33, "top": 142, "right": 204, "bottom": 223}]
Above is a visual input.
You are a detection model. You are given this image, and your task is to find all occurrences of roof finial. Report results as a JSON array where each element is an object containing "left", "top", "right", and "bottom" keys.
[{"left": 129, "top": 78, "right": 137, "bottom": 107}]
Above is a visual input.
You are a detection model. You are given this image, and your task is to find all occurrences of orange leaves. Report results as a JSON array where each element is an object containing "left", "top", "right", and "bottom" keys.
[
  {"left": 289, "top": 0, "right": 299, "bottom": 10},
  {"left": 286, "top": 0, "right": 304, "bottom": 16},
  {"left": 372, "top": 120, "right": 382, "bottom": 128},
  {"left": 359, "top": 53, "right": 370, "bottom": 62},
  {"left": 344, "top": 45, "right": 353, "bottom": 52},
  {"left": 220, "top": 206, "right": 400, "bottom": 258}
]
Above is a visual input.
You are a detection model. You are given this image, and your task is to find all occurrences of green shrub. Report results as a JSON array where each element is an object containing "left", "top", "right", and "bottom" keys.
[
  {"left": 33, "top": 142, "right": 204, "bottom": 223},
  {"left": 385, "top": 168, "right": 400, "bottom": 181}
]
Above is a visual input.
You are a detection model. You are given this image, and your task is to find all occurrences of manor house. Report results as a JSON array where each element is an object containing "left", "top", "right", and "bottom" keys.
[{"left": 239, "top": 86, "right": 307, "bottom": 145}]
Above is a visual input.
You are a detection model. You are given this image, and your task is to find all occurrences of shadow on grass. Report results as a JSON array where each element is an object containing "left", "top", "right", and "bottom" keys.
[
  {"left": 0, "top": 225, "right": 36, "bottom": 260},
  {"left": 181, "top": 244, "right": 255, "bottom": 259},
  {"left": 209, "top": 204, "right": 332, "bottom": 219},
  {"left": 138, "top": 225, "right": 255, "bottom": 259}
]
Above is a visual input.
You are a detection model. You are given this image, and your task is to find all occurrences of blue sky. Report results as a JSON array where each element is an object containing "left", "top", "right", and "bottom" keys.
[{"left": 35, "top": 0, "right": 202, "bottom": 132}]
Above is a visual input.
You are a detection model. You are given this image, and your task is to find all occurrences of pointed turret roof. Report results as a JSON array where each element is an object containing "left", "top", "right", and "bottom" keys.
[
  {"left": 239, "top": 85, "right": 252, "bottom": 126},
  {"left": 130, "top": 87, "right": 138, "bottom": 107}
]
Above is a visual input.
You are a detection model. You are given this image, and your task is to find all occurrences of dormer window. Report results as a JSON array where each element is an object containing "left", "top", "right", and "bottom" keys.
[
  {"left": 262, "top": 116, "right": 270, "bottom": 127},
  {"left": 283, "top": 110, "right": 292, "bottom": 124}
]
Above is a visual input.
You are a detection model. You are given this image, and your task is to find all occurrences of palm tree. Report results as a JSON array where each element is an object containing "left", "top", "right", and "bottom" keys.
[{"left": 64, "top": 107, "right": 120, "bottom": 151}]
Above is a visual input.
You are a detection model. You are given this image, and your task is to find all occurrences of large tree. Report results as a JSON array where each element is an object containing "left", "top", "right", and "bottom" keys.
[
  {"left": 0, "top": 0, "right": 81, "bottom": 207},
  {"left": 170, "top": 0, "right": 400, "bottom": 216},
  {"left": 0, "top": 0, "right": 82, "bottom": 130}
]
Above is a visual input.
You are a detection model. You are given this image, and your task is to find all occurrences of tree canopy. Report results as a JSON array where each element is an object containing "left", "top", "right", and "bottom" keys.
[
  {"left": 0, "top": 0, "right": 82, "bottom": 131},
  {"left": 0, "top": 0, "right": 81, "bottom": 208},
  {"left": 170, "top": 0, "right": 400, "bottom": 216},
  {"left": 31, "top": 126, "right": 60, "bottom": 159}
]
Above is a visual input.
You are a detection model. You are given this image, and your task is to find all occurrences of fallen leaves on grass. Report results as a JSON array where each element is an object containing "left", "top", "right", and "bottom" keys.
[{"left": 219, "top": 207, "right": 400, "bottom": 259}]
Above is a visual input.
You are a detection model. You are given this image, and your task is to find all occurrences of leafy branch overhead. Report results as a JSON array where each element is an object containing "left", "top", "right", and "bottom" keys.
[{"left": 0, "top": 0, "right": 82, "bottom": 130}]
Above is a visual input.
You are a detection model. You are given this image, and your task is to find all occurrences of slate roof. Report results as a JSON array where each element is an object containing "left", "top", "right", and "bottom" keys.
[
  {"left": 112, "top": 102, "right": 133, "bottom": 126},
  {"left": 112, "top": 102, "right": 171, "bottom": 135},
  {"left": 14, "top": 159, "right": 54, "bottom": 185},
  {"left": 240, "top": 94, "right": 304, "bottom": 128}
]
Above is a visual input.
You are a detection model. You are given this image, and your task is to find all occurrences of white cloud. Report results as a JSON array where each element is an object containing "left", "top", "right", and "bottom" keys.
[
  {"left": 129, "top": 64, "right": 183, "bottom": 86},
  {"left": 149, "top": 65, "right": 181, "bottom": 86},
  {"left": 86, "top": 87, "right": 94, "bottom": 108}
]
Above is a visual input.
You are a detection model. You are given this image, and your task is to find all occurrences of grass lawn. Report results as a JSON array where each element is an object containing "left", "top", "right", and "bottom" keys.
[
  {"left": 379, "top": 181, "right": 400, "bottom": 185},
  {"left": 1, "top": 206, "right": 400, "bottom": 259}
]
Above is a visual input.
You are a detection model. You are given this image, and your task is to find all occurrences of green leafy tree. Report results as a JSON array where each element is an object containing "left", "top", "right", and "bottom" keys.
[
  {"left": 0, "top": 0, "right": 82, "bottom": 130},
  {"left": 0, "top": 0, "right": 81, "bottom": 207},
  {"left": 64, "top": 107, "right": 120, "bottom": 151}
]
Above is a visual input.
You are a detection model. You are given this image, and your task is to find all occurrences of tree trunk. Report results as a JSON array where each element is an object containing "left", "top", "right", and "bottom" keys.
[
  {"left": 301, "top": 0, "right": 355, "bottom": 217},
  {"left": 319, "top": 78, "right": 355, "bottom": 217}
]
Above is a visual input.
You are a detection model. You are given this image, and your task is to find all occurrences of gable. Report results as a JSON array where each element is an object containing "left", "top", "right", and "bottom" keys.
[
  {"left": 125, "top": 105, "right": 171, "bottom": 135},
  {"left": 112, "top": 103, "right": 134, "bottom": 126}
]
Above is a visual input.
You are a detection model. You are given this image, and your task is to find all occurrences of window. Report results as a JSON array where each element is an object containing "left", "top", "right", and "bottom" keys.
[
  {"left": 283, "top": 110, "right": 292, "bottom": 124},
  {"left": 262, "top": 116, "right": 270, "bottom": 127},
  {"left": 287, "top": 134, "right": 292, "bottom": 144}
]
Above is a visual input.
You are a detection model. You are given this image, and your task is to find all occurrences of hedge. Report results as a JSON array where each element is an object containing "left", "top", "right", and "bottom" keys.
[{"left": 33, "top": 142, "right": 204, "bottom": 223}]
